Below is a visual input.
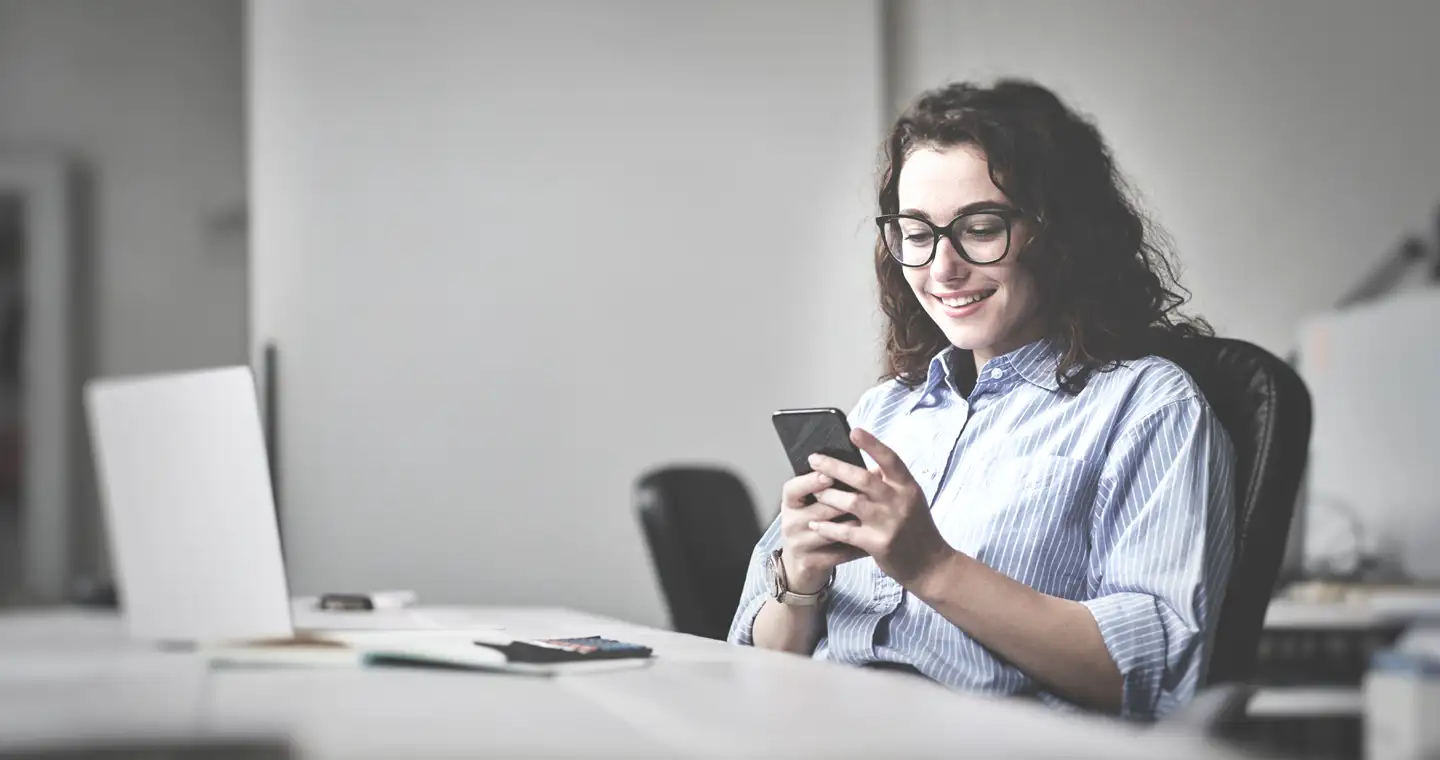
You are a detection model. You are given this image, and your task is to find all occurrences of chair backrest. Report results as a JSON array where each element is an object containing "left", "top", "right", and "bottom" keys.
[
  {"left": 1158, "top": 335, "right": 1314, "bottom": 685},
  {"left": 635, "top": 465, "right": 763, "bottom": 641}
]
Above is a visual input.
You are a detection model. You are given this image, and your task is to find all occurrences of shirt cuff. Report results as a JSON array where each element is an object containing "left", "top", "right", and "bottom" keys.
[
  {"left": 727, "top": 591, "right": 771, "bottom": 646},
  {"left": 1081, "top": 592, "right": 1168, "bottom": 720}
]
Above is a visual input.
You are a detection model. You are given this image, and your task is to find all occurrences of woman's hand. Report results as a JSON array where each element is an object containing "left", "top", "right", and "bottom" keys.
[
  {"left": 776, "top": 471, "right": 866, "bottom": 593},
  {"left": 807, "top": 428, "right": 955, "bottom": 588}
]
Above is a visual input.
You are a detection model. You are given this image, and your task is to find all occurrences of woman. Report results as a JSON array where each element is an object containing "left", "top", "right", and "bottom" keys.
[{"left": 728, "top": 79, "right": 1236, "bottom": 722}]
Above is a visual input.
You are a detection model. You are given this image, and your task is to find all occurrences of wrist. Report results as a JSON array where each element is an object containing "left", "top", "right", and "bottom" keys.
[
  {"left": 908, "top": 546, "right": 966, "bottom": 604},
  {"left": 782, "top": 553, "right": 832, "bottom": 595}
]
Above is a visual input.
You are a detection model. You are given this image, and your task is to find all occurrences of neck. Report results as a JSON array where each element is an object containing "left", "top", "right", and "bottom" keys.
[{"left": 971, "top": 326, "right": 1048, "bottom": 374}]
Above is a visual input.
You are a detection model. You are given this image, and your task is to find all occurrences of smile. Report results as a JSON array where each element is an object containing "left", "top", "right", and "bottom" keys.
[{"left": 937, "top": 290, "right": 996, "bottom": 308}]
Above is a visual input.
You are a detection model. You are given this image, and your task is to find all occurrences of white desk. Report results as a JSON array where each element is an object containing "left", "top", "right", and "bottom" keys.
[{"left": 0, "top": 606, "right": 1257, "bottom": 759}]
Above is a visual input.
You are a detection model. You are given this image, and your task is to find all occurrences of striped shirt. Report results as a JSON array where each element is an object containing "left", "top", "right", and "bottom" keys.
[{"left": 728, "top": 337, "right": 1236, "bottom": 720}]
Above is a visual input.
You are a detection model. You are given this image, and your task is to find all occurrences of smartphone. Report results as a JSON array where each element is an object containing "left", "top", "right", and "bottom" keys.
[{"left": 772, "top": 407, "right": 867, "bottom": 520}]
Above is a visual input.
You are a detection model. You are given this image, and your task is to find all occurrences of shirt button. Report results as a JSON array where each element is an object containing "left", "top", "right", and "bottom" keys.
[{"left": 990, "top": 369, "right": 1004, "bottom": 379}]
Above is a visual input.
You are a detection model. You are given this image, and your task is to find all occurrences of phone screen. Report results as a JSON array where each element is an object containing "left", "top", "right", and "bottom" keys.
[{"left": 772, "top": 407, "right": 868, "bottom": 502}]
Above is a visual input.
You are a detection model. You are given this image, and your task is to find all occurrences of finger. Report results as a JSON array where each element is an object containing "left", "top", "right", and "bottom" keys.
[
  {"left": 797, "top": 500, "right": 849, "bottom": 523},
  {"left": 780, "top": 471, "right": 834, "bottom": 508},
  {"left": 807, "top": 518, "right": 878, "bottom": 553},
  {"left": 812, "top": 487, "right": 872, "bottom": 521},
  {"left": 781, "top": 502, "right": 847, "bottom": 533},
  {"left": 790, "top": 528, "right": 866, "bottom": 560},
  {"left": 807, "top": 452, "right": 880, "bottom": 497},
  {"left": 850, "top": 428, "right": 912, "bottom": 484}
]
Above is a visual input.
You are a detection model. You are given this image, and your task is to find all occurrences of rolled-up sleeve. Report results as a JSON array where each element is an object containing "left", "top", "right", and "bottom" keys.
[
  {"left": 727, "top": 389, "right": 879, "bottom": 647},
  {"left": 1081, "top": 396, "right": 1236, "bottom": 720},
  {"left": 727, "top": 519, "right": 783, "bottom": 646}
]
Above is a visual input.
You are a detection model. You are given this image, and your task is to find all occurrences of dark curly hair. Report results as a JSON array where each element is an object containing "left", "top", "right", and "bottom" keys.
[{"left": 876, "top": 79, "right": 1210, "bottom": 394}]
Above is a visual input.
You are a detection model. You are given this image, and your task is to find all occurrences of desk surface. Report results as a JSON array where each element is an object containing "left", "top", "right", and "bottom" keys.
[{"left": 0, "top": 605, "right": 1253, "bottom": 759}]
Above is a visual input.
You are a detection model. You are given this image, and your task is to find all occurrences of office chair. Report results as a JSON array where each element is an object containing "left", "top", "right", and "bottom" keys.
[
  {"left": 1157, "top": 334, "right": 1314, "bottom": 725},
  {"left": 635, "top": 465, "right": 764, "bottom": 641}
]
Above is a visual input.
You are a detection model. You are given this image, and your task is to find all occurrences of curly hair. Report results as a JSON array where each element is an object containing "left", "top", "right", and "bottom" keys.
[{"left": 875, "top": 79, "right": 1210, "bottom": 394}]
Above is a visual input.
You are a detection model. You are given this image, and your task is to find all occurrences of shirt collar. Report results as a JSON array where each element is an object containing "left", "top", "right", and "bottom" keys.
[
  {"left": 910, "top": 338, "right": 1062, "bottom": 409},
  {"left": 998, "top": 337, "right": 1063, "bottom": 392},
  {"left": 907, "top": 346, "right": 959, "bottom": 411}
]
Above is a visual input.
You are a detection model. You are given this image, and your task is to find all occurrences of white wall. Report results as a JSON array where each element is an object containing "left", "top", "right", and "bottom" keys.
[
  {"left": 0, "top": 0, "right": 248, "bottom": 581},
  {"left": 248, "top": 0, "right": 883, "bottom": 626},
  {"left": 0, "top": 0, "right": 249, "bottom": 375},
  {"left": 891, "top": 0, "right": 1440, "bottom": 357}
]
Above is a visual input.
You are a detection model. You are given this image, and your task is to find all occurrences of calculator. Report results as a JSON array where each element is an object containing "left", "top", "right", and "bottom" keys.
[{"left": 478, "top": 636, "right": 654, "bottom": 664}]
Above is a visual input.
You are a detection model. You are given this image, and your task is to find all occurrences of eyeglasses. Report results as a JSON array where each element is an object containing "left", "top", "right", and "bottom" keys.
[{"left": 876, "top": 208, "right": 1027, "bottom": 267}]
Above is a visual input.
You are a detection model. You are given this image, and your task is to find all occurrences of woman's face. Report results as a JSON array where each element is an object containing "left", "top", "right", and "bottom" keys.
[{"left": 897, "top": 144, "right": 1045, "bottom": 367}]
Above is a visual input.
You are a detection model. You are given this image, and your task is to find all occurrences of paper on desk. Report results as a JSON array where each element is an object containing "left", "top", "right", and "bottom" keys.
[
  {"left": 204, "top": 629, "right": 496, "bottom": 670},
  {"left": 205, "top": 632, "right": 651, "bottom": 676},
  {"left": 206, "top": 642, "right": 365, "bottom": 669}
]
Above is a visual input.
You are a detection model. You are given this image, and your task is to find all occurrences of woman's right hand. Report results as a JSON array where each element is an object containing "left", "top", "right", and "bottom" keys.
[{"left": 777, "top": 472, "right": 866, "bottom": 593}]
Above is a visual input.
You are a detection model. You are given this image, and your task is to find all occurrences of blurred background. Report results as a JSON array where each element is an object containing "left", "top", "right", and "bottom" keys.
[{"left": 0, "top": 0, "right": 1437, "bottom": 636}]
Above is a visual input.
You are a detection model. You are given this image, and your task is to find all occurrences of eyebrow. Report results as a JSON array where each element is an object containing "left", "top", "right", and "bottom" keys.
[{"left": 899, "top": 201, "right": 1014, "bottom": 221}]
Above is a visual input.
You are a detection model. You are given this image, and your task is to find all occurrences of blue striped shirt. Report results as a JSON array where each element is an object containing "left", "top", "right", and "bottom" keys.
[{"left": 729, "top": 338, "right": 1236, "bottom": 720}]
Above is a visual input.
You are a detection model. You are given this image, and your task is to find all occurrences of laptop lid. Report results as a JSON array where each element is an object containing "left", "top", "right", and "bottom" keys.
[{"left": 84, "top": 366, "right": 294, "bottom": 643}]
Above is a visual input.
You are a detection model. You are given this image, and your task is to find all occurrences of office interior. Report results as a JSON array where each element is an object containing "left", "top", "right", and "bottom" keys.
[{"left": 1, "top": 1, "right": 1439, "bottom": 758}]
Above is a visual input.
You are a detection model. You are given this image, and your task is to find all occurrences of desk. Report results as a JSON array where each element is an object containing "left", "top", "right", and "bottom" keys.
[
  {"left": 0, "top": 606, "right": 1254, "bottom": 759},
  {"left": 1227, "top": 594, "right": 1440, "bottom": 760}
]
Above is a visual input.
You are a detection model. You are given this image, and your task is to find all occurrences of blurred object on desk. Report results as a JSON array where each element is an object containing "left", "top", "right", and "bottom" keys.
[
  {"left": 315, "top": 590, "right": 417, "bottom": 611},
  {"left": 1259, "top": 595, "right": 1410, "bottom": 688},
  {"left": 1218, "top": 588, "right": 1440, "bottom": 760},
  {"left": 289, "top": 598, "right": 503, "bottom": 632},
  {"left": 1257, "top": 583, "right": 1440, "bottom": 687},
  {"left": 1364, "top": 623, "right": 1440, "bottom": 760}
]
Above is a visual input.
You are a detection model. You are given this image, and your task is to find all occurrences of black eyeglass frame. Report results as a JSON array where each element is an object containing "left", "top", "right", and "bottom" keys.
[{"left": 874, "top": 207, "right": 1035, "bottom": 267}]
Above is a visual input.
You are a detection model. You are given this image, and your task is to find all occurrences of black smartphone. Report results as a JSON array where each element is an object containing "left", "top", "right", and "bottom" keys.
[{"left": 772, "top": 407, "right": 866, "bottom": 519}]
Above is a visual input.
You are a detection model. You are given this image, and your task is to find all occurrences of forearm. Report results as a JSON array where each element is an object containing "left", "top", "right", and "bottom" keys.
[
  {"left": 912, "top": 550, "right": 1122, "bottom": 713},
  {"left": 750, "top": 598, "right": 826, "bottom": 654}
]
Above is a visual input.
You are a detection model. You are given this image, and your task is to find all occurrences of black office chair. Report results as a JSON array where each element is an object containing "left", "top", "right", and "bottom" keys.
[
  {"left": 1157, "top": 334, "right": 1314, "bottom": 723},
  {"left": 635, "top": 465, "right": 764, "bottom": 641}
]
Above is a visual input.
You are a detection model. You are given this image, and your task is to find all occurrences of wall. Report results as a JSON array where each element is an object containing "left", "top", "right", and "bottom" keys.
[
  {"left": 890, "top": 0, "right": 1440, "bottom": 357},
  {"left": 0, "top": 0, "right": 248, "bottom": 582},
  {"left": 248, "top": 0, "right": 884, "bottom": 626}
]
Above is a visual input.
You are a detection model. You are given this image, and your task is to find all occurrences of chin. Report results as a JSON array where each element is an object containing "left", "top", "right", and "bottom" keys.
[
  {"left": 928, "top": 314, "right": 996, "bottom": 352},
  {"left": 940, "top": 329, "right": 1000, "bottom": 355}
]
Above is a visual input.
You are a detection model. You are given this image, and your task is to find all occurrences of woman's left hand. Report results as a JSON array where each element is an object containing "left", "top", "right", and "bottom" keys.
[{"left": 807, "top": 428, "right": 955, "bottom": 588}]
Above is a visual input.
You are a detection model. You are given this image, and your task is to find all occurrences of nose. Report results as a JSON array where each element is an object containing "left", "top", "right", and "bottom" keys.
[{"left": 928, "top": 235, "right": 970, "bottom": 282}]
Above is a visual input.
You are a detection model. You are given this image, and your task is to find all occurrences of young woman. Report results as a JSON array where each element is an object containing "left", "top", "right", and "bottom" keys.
[{"left": 728, "top": 79, "right": 1236, "bottom": 722}]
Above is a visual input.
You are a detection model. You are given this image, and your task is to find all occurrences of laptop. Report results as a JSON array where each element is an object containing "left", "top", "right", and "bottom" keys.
[
  {"left": 84, "top": 366, "right": 298, "bottom": 645},
  {"left": 83, "top": 366, "right": 651, "bottom": 674}
]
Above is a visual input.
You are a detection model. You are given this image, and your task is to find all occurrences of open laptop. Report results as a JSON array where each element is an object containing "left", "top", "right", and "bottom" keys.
[
  {"left": 83, "top": 367, "right": 649, "bottom": 674},
  {"left": 84, "top": 365, "right": 475, "bottom": 645},
  {"left": 84, "top": 366, "right": 300, "bottom": 644}
]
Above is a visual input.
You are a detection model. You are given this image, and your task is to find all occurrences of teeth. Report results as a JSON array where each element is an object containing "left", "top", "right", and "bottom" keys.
[{"left": 940, "top": 291, "right": 994, "bottom": 308}]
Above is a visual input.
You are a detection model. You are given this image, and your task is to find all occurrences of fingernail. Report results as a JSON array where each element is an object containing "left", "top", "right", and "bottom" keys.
[
  {"left": 807, "top": 521, "right": 821, "bottom": 530},
  {"left": 808, "top": 454, "right": 820, "bottom": 465},
  {"left": 817, "top": 474, "right": 832, "bottom": 485}
]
